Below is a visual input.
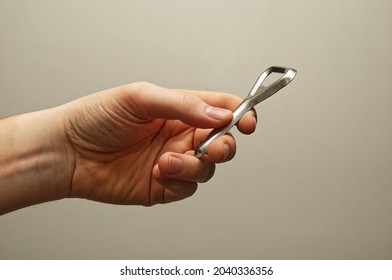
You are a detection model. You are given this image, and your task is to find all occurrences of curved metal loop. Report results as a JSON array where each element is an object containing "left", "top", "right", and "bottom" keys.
[{"left": 194, "top": 66, "right": 297, "bottom": 158}]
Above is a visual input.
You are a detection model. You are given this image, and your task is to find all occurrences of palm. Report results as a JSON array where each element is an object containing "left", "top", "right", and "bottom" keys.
[{"left": 67, "top": 101, "right": 199, "bottom": 205}]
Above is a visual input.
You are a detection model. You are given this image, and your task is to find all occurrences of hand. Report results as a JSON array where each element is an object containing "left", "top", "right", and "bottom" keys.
[{"left": 62, "top": 82, "right": 257, "bottom": 205}]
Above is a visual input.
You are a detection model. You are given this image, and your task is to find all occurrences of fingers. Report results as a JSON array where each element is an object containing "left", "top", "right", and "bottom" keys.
[
  {"left": 118, "top": 82, "right": 233, "bottom": 129},
  {"left": 203, "top": 133, "right": 236, "bottom": 162},
  {"left": 237, "top": 109, "right": 258, "bottom": 135},
  {"left": 154, "top": 133, "right": 235, "bottom": 183},
  {"left": 117, "top": 82, "right": 258, "bottom": 132},
  {"left": 154, "top": 153, "right": 216, "bottom": 183},
  {"left": 179, "top": 89, "right": 258, "bottom": 135}
]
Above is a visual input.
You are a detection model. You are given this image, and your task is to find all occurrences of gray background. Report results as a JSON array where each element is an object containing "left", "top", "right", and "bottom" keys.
[{"left": 1, "top": 0, "right": 391, "bottom": 259}]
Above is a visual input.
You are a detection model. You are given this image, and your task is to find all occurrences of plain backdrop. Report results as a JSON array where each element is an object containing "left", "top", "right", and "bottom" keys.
[{"left": 0, "top": 0, "right": 391, "bottom": 259}]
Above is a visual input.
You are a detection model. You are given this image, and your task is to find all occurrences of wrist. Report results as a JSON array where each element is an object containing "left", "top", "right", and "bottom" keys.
[{"left": 0, "top": 108, "right": 74, "bottom": 214}]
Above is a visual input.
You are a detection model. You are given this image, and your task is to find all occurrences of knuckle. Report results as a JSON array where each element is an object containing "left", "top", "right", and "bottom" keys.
[
  {"left": 180, "top": 92, "right": 204, "bottom": 109},
  {"left": 131, "top": 81, "right": 156, "bottom": 94}
]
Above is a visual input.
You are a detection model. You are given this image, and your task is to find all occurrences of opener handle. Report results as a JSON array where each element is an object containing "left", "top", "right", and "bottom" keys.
[
  {"left": 194, "top": 66, "right": 297, "bottom": 158},
  {"left": 194, "top": 99, "right": 253, "bottom": 158}
]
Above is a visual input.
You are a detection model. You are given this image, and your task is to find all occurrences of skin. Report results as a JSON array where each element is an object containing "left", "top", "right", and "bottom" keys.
[{"left": 0, "top": 82, "right": 256, "bottom": 215}]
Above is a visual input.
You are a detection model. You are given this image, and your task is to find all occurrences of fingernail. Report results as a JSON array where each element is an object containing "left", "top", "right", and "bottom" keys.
[
  {"left": 223, "top": 144, "right": 230, "bottom": 161},
  {"left": 168, "top": 156, "right": 183, "bottom": 174},
  {"left": 205, "top": 106, "right": 231, "bottom": 120}
]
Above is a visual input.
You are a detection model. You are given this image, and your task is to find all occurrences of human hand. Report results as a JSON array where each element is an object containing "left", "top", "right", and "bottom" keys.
[{"left": 62, "top": 82, "right": 257, "bottom": 205}]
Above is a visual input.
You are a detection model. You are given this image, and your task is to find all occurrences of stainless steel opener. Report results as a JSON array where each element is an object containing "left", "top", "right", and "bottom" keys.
[{"left": 194, "top": 66, "right": 297, "bottom": 158}]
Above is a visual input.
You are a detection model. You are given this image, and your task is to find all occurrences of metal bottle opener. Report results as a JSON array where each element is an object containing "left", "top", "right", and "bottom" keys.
[{"left": 194, "top": 66, "right": 297, "bottom": 158}]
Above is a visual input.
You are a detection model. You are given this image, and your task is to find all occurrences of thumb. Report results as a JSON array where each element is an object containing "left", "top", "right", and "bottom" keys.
[{"left": 120, "top": 82, "right": 233, "bottom": 128}]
